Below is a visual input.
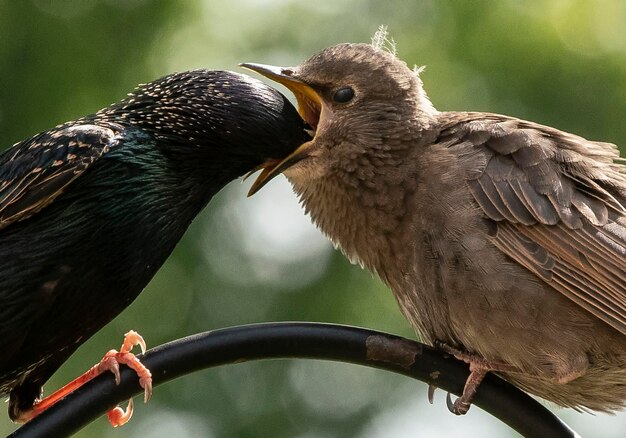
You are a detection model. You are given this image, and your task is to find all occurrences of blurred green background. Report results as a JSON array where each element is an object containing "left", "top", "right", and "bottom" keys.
[{"left": 1, "top": 0, "right": 625, "bottom": 436}]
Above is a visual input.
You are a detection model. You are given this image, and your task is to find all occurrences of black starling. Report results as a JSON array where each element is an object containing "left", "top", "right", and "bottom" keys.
[
  {"left": 0, "top": 70, "right": 308, "bottom": 424},
  {"left": 243, "top": 35, "right": 626, "bottom": 415}
]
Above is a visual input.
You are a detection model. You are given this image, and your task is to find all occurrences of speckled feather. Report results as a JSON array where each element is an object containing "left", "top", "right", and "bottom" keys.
[
  {"left": 0, "top": 70, "right": 308, "bottom": 419},
  {"left": 0, "top": 125, "right": 121, "bottom": 228}
]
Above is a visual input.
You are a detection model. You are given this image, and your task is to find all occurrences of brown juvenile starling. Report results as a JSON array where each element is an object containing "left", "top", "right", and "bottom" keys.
[{"left": 243, "top": 35, "right": 626, "bottom": 415}]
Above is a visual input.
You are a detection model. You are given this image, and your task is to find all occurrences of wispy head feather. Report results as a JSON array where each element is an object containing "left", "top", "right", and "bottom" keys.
[
  {"left": 413, "top": 65, "right": 426, "bottom": 76},
  {"left": 371, "top": 25, "right": 396, "bottom": 55}
]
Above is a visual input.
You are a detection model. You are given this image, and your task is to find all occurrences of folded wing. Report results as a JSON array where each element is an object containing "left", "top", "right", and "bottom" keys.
[
  {"left": 440, "top": 114, "right": 626, "bottom": 334},
  {"left": 0, "top": 123, "right": 121, "bottom": 230}
]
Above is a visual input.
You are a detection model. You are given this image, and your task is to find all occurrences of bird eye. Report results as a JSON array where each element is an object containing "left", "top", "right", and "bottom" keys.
[{"left": 333, "top": 87, "right": 354, "bottom": 103}]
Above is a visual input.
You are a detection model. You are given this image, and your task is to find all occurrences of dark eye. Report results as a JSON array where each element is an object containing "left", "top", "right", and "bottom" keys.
[{"left": 333, "top": 87, "right": 354, "bottom": 103}]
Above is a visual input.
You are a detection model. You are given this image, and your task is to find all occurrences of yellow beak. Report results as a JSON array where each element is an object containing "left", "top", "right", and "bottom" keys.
[{"left": 240, "top": 63, "right": 322, "bottom": 196}]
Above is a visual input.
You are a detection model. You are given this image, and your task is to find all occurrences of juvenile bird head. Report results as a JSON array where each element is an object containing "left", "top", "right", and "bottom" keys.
[
  {"left": 98, "top": 70, "right": 310, "bottom": 178},
  {"left": 242, "top": 39, "right": 437, "bottom": 194}
]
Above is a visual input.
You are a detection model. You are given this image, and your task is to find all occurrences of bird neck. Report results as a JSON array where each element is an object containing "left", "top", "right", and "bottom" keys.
[
  {"left": 289, "top": 141, "right": 425, "bottom": 286},
  {"left": 92, "top": 108, "right": 262, "bottom": 195}
]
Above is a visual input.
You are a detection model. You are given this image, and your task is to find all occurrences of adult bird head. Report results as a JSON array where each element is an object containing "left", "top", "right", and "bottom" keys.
[
  {"left": 242, "top": 42, "right": 438, "bottom": 195},
  {"left": 99, "top": 70, "right": 311, "bottom": 185}
]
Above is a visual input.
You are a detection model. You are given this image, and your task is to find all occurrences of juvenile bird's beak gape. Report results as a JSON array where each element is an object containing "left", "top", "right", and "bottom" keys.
[{"left": 240, "top": 63, "right": 323, "bottom": 195}]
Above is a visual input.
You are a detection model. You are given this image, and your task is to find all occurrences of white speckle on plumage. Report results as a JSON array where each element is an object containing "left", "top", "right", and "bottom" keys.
[{"left": 1, "top": 69, "right": 310, "bottom": 420}]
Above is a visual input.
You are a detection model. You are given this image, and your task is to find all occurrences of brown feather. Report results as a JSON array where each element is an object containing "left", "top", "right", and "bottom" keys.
[{"left": 452, "top": 115, "right": 626, "bottom": 334}]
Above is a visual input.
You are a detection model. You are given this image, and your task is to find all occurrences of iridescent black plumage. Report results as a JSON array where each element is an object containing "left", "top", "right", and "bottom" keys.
[{"left": 0, "top": 70, "right": 309, "bottom": 420}]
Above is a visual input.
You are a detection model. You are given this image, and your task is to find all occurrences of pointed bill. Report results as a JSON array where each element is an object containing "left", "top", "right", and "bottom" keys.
[{"left": 240, "top": 63, "right": 323, "bottom": 196}]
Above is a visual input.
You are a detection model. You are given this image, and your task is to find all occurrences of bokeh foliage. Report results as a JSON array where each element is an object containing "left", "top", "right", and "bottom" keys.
[{"left": 1, "top": 1, "right": 625, "bottom": 437}]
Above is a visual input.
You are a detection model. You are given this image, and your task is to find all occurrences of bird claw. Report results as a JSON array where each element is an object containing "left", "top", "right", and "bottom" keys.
[
  {"left": 102, "top": 353, "right": 121, "bottom": 385},
  {"left": 446, "top": 392, "right": 455, "bottom": 413},
  {"left": 433, "top": 339, "right": 516, "bottom": 416},
  {"left": 108, "top": 331, "right": 153, "bottom": 401},
  {"left": 141, "top": 376, "right": 153, "bottom": 403},
  {"left": 102, "top": 331, "right": 152, "bottom": 425},
  {"left": 10, "top": 331, "right": 152, "bottom": 427},
  {"left": 107, "top": 398, "right": 134, "bottom": 427},
  {"left": 427, "top": 383, "right": 437, "bottom": 404},
  {"left": 121, "top": 330, "right": 146, "bottom": 355},
  {"left": 446, "top": 392, "right": 471, "bottom": 415}
]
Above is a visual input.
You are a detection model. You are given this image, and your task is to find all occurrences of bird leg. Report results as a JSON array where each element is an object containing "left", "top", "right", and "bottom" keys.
[
  {"left": 15, "top": 330, "right": 152, "bottom": 427},
  {"left": 445, "top": 363, "right": 489, "bottom": 415},
  {"left": 434, "top": 340, "right": 516, "bottom": 415}
]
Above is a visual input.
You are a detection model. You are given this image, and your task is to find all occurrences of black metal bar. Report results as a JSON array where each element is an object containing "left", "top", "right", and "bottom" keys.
[{"left": 9, "top": 322, "right": 579, "bottom": 438}]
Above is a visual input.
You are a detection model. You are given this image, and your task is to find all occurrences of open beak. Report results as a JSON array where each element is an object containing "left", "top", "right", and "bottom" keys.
[{"left": 240, "top": 63, "right": 322, "bottom": 196}]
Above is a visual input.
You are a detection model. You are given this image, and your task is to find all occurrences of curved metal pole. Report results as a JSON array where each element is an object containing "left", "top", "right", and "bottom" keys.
[{"left": 9, "top": 322, "right": 579, "bottom": 438}]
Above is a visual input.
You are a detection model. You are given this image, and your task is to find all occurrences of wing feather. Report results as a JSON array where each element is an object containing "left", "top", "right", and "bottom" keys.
[
  {"left": 0, "top": 123, "right": 121, "bottom": 229},
  {"left": 439, "top": 113, "right": 626, "bottom": 334}
]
